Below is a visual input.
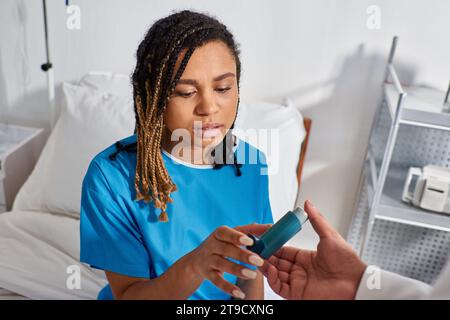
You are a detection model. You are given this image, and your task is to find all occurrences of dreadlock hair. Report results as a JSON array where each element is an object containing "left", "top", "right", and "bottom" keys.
[{"left": 129, "top": 10, "right": 242, "bottom": 222}]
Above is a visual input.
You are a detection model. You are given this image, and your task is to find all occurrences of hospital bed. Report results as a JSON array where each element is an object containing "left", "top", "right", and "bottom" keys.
[{"left": 0, "top": 72, "right": 310, "bottom": 300}]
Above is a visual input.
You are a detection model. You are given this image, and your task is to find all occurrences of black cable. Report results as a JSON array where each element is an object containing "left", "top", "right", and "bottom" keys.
[{"left": 41, "top": 0, "right": 52, "bottom": 72}]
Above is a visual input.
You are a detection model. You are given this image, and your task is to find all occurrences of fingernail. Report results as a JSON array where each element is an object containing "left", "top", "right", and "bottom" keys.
[
  {"left": 249, "top": 255, "right": 264, "bottom": 267},
  {"left": 241, "top": 268, "right": 257, "bottom": 279},
  {"left": 232, "top": 289, "right": 245, "bottom": 299},
  {"left": 306, "top": 200, "right": 315, "bottom": 208},
  {"left": 239, "top": 236, "right": 254, "bottom": 246}
]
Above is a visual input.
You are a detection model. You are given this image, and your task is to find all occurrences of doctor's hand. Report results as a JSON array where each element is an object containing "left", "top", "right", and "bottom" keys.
[{"left": 260, "top": 200, "right": 367, "bottom": 300}]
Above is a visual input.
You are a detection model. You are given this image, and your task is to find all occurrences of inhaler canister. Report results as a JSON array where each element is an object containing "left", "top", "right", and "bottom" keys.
[{"left": 246, "top": 207, "right": 309, "bottom": 259}]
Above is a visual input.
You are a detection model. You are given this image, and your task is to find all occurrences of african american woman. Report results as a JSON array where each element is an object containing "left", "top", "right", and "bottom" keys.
[{"left": 80, "top": 10, "right": 274, "bottom": 300}]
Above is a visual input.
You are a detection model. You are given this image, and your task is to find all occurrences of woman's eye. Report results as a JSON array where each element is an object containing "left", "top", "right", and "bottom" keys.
[
  {"left": 216, "top": 87, "right": 231, "bottom": 93},
  {"left": 174, "top": 87, "right": 231, "bottom": 97},
  {"left": 176, "top": 91, "right": 195, "bottom": 98}
]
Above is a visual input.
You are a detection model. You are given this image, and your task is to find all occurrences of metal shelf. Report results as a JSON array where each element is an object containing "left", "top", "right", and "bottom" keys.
[
  {"left": 364, "top": 163, "right": 450, "bottom": 232},
  {"left": 384, "top": 83, "right": 450, "bottom": 131},
  {"left": 346, "top": 37, "right": 450, "bottom": 284}
]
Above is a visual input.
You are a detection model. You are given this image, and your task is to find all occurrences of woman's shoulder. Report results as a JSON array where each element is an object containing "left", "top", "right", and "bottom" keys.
[
  {"left": 83, "top": 134, "right": 137, "bottom": 194},
  {"left": 94, "top": 133, "right": 137, "bottom": 163}
]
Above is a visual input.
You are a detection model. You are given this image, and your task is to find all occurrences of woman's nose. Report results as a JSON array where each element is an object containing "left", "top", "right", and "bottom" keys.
[{"left": 195, "top": 90, "right": 220, "bottom": 115}]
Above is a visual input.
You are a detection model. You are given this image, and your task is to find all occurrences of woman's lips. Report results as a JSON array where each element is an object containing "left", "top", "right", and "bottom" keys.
[
  {"left": 202, "top": 127, "right": 222, "bottom": 138},
  {"left": 194, "top": 123, "right": 224, "bottom": 138}
]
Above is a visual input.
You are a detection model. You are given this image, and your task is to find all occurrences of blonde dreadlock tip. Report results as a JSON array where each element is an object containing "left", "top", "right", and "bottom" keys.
[
  {"left": 154, "top": 198, "right": 162, "bottom": 208},
  {"left": 163, "top": 184, "right": 173, "bottom": 193},
  {"left": 158, "top": 211, "right": 169, "bottom": 222}
]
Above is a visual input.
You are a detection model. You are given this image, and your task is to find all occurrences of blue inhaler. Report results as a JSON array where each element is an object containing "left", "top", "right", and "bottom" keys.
[{"left": 246, "top": 207, "right": 309, "bottom": 259}]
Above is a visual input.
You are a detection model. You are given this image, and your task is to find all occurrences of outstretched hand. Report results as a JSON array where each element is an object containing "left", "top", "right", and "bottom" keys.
[{"left": 259, "top": 200, "right": 367, "bottom": 300}]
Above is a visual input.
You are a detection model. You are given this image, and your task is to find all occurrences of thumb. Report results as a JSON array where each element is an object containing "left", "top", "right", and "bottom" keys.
[{"left": 304, "top": 200, "right": 335, "bottom": 239}]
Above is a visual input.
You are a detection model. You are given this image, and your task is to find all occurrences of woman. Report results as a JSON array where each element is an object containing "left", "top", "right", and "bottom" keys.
[{"left": 80, "top": 10, "right": 273, "bottom": 300}]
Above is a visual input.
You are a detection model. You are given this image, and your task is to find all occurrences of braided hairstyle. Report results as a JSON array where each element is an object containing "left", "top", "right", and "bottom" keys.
[{"left": 131, "top": 10, "right": 242, "bottom": 222}]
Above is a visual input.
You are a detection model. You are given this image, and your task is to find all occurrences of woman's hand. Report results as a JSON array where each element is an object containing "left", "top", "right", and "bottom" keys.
[
  {"left": 187, "top": 225, "right": 269, "bottom": 299},
  {"left": 260, "top": 200, "right": 367, "bottom": 300},
  {"left": 106, "top": 223, "right": 272, "bottom": 300}
]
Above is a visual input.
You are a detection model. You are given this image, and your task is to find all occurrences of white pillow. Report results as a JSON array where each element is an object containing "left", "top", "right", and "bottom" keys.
[
  {"left": 12, "top": 82, "right": 135, "bottom": 217},
  {"left": 78, "top": 71, "right": 132, "bottom": 98}
]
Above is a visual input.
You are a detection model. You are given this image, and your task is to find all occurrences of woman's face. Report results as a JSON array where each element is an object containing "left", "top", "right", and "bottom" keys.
[{"left": 163, "top": 40, "right": 239, "bottom": 152}]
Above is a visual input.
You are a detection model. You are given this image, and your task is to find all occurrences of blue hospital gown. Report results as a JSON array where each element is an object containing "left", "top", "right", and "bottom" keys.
[{"left": 80, "top": 133, "right": 273, "bottom": 299}]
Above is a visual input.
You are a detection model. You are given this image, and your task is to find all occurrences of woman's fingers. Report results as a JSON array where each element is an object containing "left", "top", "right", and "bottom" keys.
[
  {"left": 213, "top": 224, "right": 272, "bottom": 248},
  {"left": 211, "top": 255, "right": 258, "bottom": 280},
  {"left": 211, "top": 226, "right": 264, "bottom": 267},
  {"left": 234, "top": 223, "right": 272, "bottom": 237},
  {"left": 214, "top": 241, "right": 264, "bottom": 267},
  {"left": 197, "top": 225, "right": 267, "bottom": 299},
  {"left": 214, "top": 225, "right": 254, "bottom": 246},
  {"left": 207, "top": 270, "right": 246, "bottom": 299}
]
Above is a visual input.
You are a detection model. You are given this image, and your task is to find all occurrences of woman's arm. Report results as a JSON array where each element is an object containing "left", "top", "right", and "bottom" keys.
[
  {"left": 106, "top": 252, "right": 203, "bottom": 300},
  {"left": 237, "top": 270, "right": 264, "bottom": 300},
  {"left": 106, "top": 225, "right": 268, "bottom": 300}
]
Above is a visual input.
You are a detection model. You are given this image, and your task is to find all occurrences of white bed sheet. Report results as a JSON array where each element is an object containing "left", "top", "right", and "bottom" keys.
[
  {"left": 0, "top": 210, "right": 107, "bottom": 299},
  {"left": 0, "top": 287, "right": 29, "bottom": 300}
]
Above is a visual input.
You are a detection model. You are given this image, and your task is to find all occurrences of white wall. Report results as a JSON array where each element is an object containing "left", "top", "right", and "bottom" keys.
[{"left": 1, "top": 0, "right": 449, "bottom": 244}]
